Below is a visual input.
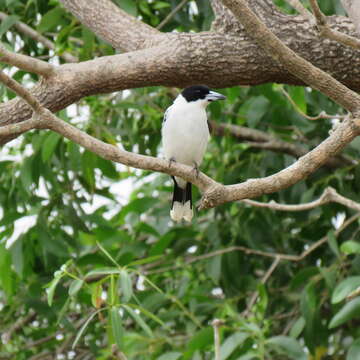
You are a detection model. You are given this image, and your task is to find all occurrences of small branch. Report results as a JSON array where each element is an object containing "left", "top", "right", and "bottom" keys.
[
  {"left": 210, "top": 120, "right": 352, "bottom": 168},
  {"left": 148, "top": 213, "right": 360, "bottom": 275},
  {"left": 0, "top": 70, "right": 42, "bottom": 112},
  {"left": 309, "top": 0, "right": 360, "bottom": 50},
  {"left": 284, "top": 0, "right": 314, "bottom": 23},
  {"left": 243, "top": 256, "right": 280, "bottom": 316},
  {"left": 220, "top": 0, "right": 360, "bottom": 115},
  {"left": 242, "top": 186, "right": 360, "bottom": 212},
  {"left": 212, "top": 319, "right": 224, "bottom": 360},
  {"left": 157, "top": 0, "right": 188, "bottom": 30},
  {"left": 280, "top": 87, "right": 347, "bottom": 121},
  {"left": 0, "top": 12, "right": 78, "bottom": 63},
  {"left": 1, "top": 309, "right": 36, "bottom": 344},
  {"left": 0, "top": 43, "right": 55, "bottom": 77}
]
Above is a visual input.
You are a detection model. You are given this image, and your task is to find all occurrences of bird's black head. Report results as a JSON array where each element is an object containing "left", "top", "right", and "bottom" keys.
[
  {"left": 181, "top": 85, "right": 226, "bottom": 103},
  {"left": 181, "top": 85, "right": 211, "bottom": 102}
]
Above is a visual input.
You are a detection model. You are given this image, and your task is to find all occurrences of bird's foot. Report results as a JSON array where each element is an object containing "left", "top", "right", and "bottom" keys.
[
  {"left": 168, "top": 157, "right": 176, "bottom": 168},
  {"left": 192, "top": 162, "right": 200, "bottom": 178}
]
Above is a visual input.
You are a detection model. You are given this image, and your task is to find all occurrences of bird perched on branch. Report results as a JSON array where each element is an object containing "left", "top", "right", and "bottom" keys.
[{"left": 162, "top": 85, "right": 226, "bottom": 222}]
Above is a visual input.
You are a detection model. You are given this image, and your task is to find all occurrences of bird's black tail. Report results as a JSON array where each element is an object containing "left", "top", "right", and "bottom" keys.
[{"left": 170, "top": 177, "right": 193, "bottom": 222}]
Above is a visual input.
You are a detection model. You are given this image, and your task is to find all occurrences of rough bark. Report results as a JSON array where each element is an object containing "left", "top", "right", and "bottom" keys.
[
  {"left": 1, "top": 0, "right": 360, "bottom": 140},
  {"left": 341, "top": 0, "right": 360, "bottom": 34}
]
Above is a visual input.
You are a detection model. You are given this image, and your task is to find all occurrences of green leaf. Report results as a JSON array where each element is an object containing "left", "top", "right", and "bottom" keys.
[
  {"left": 206, "top": 254, "right": 222, "bottom": 283},
  {"left": 340, "top": 240, "right": 360, "bottom": 255},
  {"left": 0, "top": 244, "right": 13, "bottom": 297},
  {"left": 332, "top": 276, "right": 360, "bottom": 304},
  {"left": 45, "top": 274, "right": 64, "bottom": 306},
  {"left": 41, "top": 132, "right": 61, "bottom": 162},
  {"left": 220, "top": 332, "right": 249, "bottom": 359},
  {"left": 114, "top": 0, "right": 137, "bottom": 16},
  {"left": 327, "top": 230, "right": 340, "bottom": 258},
  {"left": 157, "top": 353, "right": 182, "bottom": 360},
  {"left": 244, "top": 95, "right": 270, "bottom": 128},
  {"left": 288, "top": 86, "right": 307, "bottom": 113},
  {"left": 37, "top": 8, "right": 66, "bottom": 33},
  {"left": 267, "top": 336, "right": 307, "bottom": 360},
  {"left": 184, "top": 327, "right": 213, "bottom": 359},
  {"left": 347, "top": 338, "right": 360, "bottom": 360},
  {"left": 110, "top": 307, "right": 124, "bottom": 350},
  {"left": 289, "top": 317, "right": 305, "bottom": 339},
  {"left": 69, "top": 279, "right": 84, "bottom": 297},
  {"left": 72, "top": 308, "right": 105, "bottom": 348},
  {"left": 82, "top": 150, "right": 97, "bottom": 191},
  {"left": 119, "top": 269, "right": 133, "bottom": 303},
  {"left": 0, "top": 15, "right": 19, "bottom": 38},
  {"left": 329, "top": 298, "right": 360, "bottom": 329},
  {"left": 122, "top": 304, "right": 153, "bottom": 337}
]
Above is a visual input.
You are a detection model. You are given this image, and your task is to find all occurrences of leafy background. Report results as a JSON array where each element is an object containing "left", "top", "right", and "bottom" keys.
[{"left": 1, "top": 0, "right": 360, "bottom": 359}]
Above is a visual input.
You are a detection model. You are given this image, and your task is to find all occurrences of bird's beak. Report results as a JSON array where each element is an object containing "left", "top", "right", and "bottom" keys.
[{"left": 206, "top": 91, "right": 226, "bottom": 102}]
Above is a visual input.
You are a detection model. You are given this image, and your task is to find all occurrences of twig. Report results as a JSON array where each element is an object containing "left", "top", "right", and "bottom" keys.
[
  {"left": 280, "top": 87, "right": 347, "bottom": 121},
  {"left": 147, "top": 212, "right": 360, "bottom": 275},
  {"left": 0, "top": 12, "right": 78, "bottom": 63},
  {"left": 284, "top": 0, "right": 314, "bottom": 23},
  {"left": 156, "top": 0, "right": 188, "bottom": 30},
  {"left": 243, "top": 256, "right": 281, "bottom": 316},
  {"left": 210, "top": 120, "right": 352, "bottom": 168},
  {"left": 308, "top": 0, "right": 360, "bottom": 50},
  {"left": 242, "top": 186, "right": 360, "bottom": 212},
  {"left": 0, "top": 70, "right": 42, "bottom": 112},
  {"left": 212, "top": 319, "right": 224, "bottom": 360},
  {"left": 0, "top": 43, "right": 54, "bottom": 77},
  {"left": 1, "top": 309, "right": 36, "bottom": 344}
]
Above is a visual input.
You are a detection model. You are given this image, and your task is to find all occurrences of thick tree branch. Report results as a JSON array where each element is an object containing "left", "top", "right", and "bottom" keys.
[
  {"left": 220, "top": 0, "right": 360, "bottom": 115},
  {"left": 59, "top": 0, "right": 161, "bottom": 52},
  {"left": 0, "top": 12, "right": 78, "bottom": 63},
  {"left": 2, "top": 52, "right": 360, "bottom": 214},
  {"left": 0, "top": 44, "right": 54, "bottom": 77},
  {"left": 309, "top": 0, "right": 360, "bottom": 50}
]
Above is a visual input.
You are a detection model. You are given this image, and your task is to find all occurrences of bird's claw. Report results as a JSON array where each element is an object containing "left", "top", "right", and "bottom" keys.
[
  {"left": 168, "top": 157, "right": 176, "bottom": 168},
  {"left": 193, "top": 162, "right": 199, "bottom": 178}
]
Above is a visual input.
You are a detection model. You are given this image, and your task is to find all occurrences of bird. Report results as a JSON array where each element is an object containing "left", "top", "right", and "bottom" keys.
[{"left": 161, "top": 85, "right": 226, "bottom": 222}]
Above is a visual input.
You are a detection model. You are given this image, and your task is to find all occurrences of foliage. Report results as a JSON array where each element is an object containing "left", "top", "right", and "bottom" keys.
[{"left": 1, "top": 0, "right": 360, "bottom": 359}]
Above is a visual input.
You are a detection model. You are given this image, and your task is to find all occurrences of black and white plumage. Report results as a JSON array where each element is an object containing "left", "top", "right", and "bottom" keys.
[{"left": 162, "top": 85, "right": 226, "bottom": 222}]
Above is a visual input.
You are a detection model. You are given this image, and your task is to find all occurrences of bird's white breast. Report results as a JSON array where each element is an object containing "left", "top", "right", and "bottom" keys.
[{"left": 162, "top": 96, "right": 210, "bottom": 168}]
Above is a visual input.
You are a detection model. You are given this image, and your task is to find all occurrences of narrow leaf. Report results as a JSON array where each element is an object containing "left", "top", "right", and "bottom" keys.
[
  {"left": 110, "top": 307, "right": 124, "bottom": 350},
  {"left": 122, "top": 304, "right": 153, "bottom": 337}
]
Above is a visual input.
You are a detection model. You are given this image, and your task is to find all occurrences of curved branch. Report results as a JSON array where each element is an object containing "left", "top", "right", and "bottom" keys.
[
  {"left": 210, "top": 121, "right": 353, "bottom": 168},
  {"left": 220, "top": 0, "right": 360, "bottom": 115},
  {"left": 243, "top": 186, "right": 360, "bottom": 212},
  {"left": 200, "top": 116, "right": 360, "bottom": 209},
  {"left": 0, "top": 44, "right": 54, "bottom": 77},
  {"left": 309, "top": 0, "right": 360, "bottom": 50},
  {"left": 59, "top": 0, "right": 161, "bottom": 52}
]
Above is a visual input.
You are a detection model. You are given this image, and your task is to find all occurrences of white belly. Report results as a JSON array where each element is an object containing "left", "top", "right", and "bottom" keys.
[{"left": 162, "top": 104, "right": 209, "bottom": 167}]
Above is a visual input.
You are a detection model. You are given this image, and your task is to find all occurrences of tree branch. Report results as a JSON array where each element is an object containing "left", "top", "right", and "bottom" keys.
[
  {"left": 59, "top": 0, "right": 161, "bottom": 52},
  {"left": 284, "top": 0, "right": 314, "bottom": 23},
  {"left": 0, "top": 12, "right": 78, "bottom": 63},
  {"left": 0, "top": 43, "right": 54, "bottom": 77},
  {"left": 220, "top": 0, "right": 360, "bottom": 115},
  {"left": 340, "top": 0, "right": 360, "bottom": 35},
  {"left": 210, "top": 120, "right": 353, "bottom": 168},
  {"left": 309, "top": 0, "right": 360, "bottom": 50},
  {"left": 242, "top": 186, "right": 360, "bottom": 212}
]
